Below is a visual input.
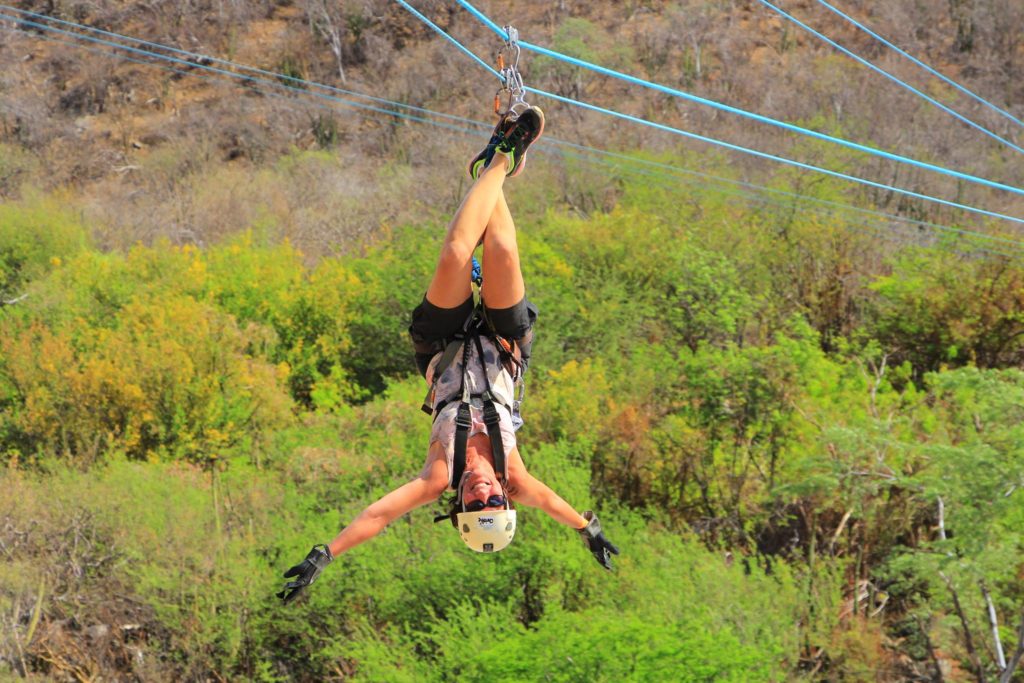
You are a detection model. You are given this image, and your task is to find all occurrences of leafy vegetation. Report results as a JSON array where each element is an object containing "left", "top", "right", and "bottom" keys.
[{"left": 2, "top": 160, "right": 1023, "bottom": 681}]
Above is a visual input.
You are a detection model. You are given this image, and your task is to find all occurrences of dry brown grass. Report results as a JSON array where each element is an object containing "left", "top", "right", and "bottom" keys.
[
  {"left": 0, "top": 471, "right": 160, "bottom": 681},
  {"left": 1, "top": 0, "right": 1022, "bottom": 249}
]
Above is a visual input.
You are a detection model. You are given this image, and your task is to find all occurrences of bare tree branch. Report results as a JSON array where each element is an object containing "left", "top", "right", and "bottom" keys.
[
  {"left": 915, "top": 613, "right": 946, "bottom": 683},
  {"left": 305, "top": 0, "right": 346, "bottom": 83},
  {"left": 829, "top": 508, "right": 852, "bottom": 553},
  {"left": 867, "top": 353, "right": 888, "bottom": 419},
  {"left": 1, "top": 293, "right": 28, "bottom": 307},
  {"left": 942, "top": 572, "right": 987, "bottom": 682},
  {"left": 981, "top": 580, "right": 1007, "bottom": 671},
  {"left": 1000, "top": 608, "right": 1024, "bottom": 683}
]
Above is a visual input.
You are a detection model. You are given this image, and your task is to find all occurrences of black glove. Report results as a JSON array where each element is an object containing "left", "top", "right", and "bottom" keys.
[
  {"left": 277, "top": 544, "right": 333, "bottom": 603},
  {"left": 578, "top": 511, "right": 620, "bottom": 571}
]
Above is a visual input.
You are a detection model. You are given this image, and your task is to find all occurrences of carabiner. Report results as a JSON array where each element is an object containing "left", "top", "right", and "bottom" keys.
[
  {"left": 491, "top": 25, "right": 529, "bottom": 119},
  {"left": 502, "top": 25, "right": 521, "bottom": 66}
]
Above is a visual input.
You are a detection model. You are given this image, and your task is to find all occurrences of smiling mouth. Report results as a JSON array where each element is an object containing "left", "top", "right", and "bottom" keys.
[{"left": 461, "top": 471, "right": 491, "bottom": 498}]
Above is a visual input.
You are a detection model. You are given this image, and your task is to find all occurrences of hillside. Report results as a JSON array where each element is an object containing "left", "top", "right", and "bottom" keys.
[{"left": 2, "top": 0, "right": 1023, "bottom": 252}]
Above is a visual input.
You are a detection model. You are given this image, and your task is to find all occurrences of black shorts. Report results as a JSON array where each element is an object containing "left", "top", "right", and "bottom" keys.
[{"left": 409, "top": 295, "right": 537, "bottom": 376}]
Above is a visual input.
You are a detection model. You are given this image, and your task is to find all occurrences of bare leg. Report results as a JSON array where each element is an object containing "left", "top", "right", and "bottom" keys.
[
  {"left": 425, "top": 156, "right": 509, "bottom": 308},
  {"left": 480, "top": 190, "right": 525, "bottom": 309}
]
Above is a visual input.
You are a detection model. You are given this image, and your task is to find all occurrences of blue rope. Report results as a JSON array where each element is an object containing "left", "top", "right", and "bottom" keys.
[
  {"left": 391, "top": 0, "right": 502, "bottom": 80},
  {"left": 525, "top": 85, "right": 1024, "bottom": 225},
  {"left": 408, "top": 1, "right": 1024, "bottom": 225},
  {"left": 3, "top": 7, "right": 984, "bottom": 244},
  {"left": 571, "top": 155, "right": 1023, "bottom": 258},
  {"left": 12, "top": 25, "right": 1022, "bottom": 259},
  {"left": 757, "top": 0, "right": 1024, "bottom": 155},
  {"left": 6, "top": 10, "right": 1023, "bottom": 254},
  {"left": 553, "top": 143, "right": 1010, "bottom": 244},
  {"left": 452, "top": 0, "right": 1024, "bottom": 198},
  {"left": 16, "top": 6, "right": 1024, "bottom": 237},
  {"left": 399, "top": 3, "right": 1024, "bottom": 226},
  {"left": 452, "top": 0, "right": 506, "bottom": 34},
  {"left": 815, "top": 0, "right": 1024, "bottom": 130}
]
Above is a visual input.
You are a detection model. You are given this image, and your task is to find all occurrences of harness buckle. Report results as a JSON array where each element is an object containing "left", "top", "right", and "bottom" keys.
[{"left": 482, "top": 400, "right": 502, "bottom": 428}]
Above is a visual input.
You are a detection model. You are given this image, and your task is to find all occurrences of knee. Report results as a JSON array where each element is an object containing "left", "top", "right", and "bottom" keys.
[
  {"left": 484, "top": 234, "right": 519, "bottom": 266},
  {"left": 437, "top": 240, "right": 474, "bottom": 272}
]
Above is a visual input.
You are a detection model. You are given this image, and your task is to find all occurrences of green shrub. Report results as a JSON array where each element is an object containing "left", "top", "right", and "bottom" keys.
[
  {"left": 868, "top": 250, "right": 1024, "bottom": 375},
  {"left": 0, "top": 281, "right": 293, "bottom": 463},
  {"left": 0, "top": 193, "right": 90, "bottom": 299}
]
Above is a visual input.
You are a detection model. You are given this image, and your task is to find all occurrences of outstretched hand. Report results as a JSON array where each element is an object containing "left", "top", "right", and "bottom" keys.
[
  {"left": 277, "top": 544, "right": 333, "bottom": 603},
  {"left": 578, "top": 511, "right": 620, "bottom": 571}
]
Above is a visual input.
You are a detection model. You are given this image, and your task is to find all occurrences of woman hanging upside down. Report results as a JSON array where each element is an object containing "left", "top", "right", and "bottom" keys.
[{"left": 278, "top": 106, "right": 619, "bottom": 603}]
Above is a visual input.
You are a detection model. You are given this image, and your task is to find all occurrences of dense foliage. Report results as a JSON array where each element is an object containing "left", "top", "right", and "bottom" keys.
[{"left": 2, "top": 159, "right": 1024, "bottom": 681}]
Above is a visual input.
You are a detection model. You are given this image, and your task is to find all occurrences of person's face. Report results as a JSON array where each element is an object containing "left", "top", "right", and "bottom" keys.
[{"left": 460, "top": 467, "right": 505, "bottom": 510}]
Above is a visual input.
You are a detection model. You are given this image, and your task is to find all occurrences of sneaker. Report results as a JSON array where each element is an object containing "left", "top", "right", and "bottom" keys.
[
  {"left": 494, "top": 106, "right": 544, "bottom": 178},
  {"left": 468, "top": 107, "right": 545, "bottom": 179},
  {"left": 468, "top": 113, "right": 515, "bottom": 181}
]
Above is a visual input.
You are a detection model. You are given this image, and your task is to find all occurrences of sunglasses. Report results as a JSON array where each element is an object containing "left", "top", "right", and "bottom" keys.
[{"left": 463, "top": 495, "right": 506, "bottom": 513}]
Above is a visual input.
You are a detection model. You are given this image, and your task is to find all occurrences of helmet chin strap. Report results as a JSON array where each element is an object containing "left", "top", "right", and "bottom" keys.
[{"left": 456, "top": 470, "right": 472, "bottom": 512}]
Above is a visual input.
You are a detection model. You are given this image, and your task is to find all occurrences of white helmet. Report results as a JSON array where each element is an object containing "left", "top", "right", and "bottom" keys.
[
  {"left": 439, "top": 471, "right": 517, "bottom": 553},
  {"left": 456, "top": 507, "right": 517, "bottom": 553}
]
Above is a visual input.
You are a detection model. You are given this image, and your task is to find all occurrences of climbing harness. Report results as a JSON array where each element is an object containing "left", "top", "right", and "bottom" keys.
[
  {"left": 425, "top": 293, "right": 525, "bottom": 553},
  {"left": 419, "top": 259, "right": 528, "bottom": 550},
  {"left": 420, "top": 302, "right": 525, "bottom": 480},
  {"left": 493, "top": 25, "right": 531, "bottom": 121},
  {"left": 420, "top": 263, "right": 525, "bottom": 438}
]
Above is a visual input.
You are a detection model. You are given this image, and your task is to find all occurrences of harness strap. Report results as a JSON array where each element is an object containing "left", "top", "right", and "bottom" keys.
[
  {"left": 482, "top": 399, "right": 506, "bottom": 482},
  {"left": 471, "top": 332, "right": 495, "bottom": 394},
  {"left": 480, "top": 306, "right": 524, "bottom": 378},
  {"left": 449, "top": 334, "right": 474, "bottom": 487},
  {"left": 473, "top": 333, "right": 508, "bottom": 483},
  {"left": 420, "top": 304, "right": 479, "bottom": 415},
  {"left": 451, "top": 402, "right": 472, "bottom": 487},
  {"left": 432, "top": 392, "right": 511, "bottom": 426},
  {"left": 425, "top": 302, "right": 519, "bottom": 492}
]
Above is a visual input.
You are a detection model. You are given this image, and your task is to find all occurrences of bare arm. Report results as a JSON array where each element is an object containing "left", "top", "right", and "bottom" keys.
[
  {"left": 505, "top": 450, "right": 587, "bottom": 529},
  {"left": 327, "top": 456, "right": 448, "bottom": 557}
]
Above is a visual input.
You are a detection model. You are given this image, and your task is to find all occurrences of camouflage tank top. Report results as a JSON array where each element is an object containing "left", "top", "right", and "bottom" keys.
[{"left": 426, "top": 335, "right": 519, "bottom": 489}]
